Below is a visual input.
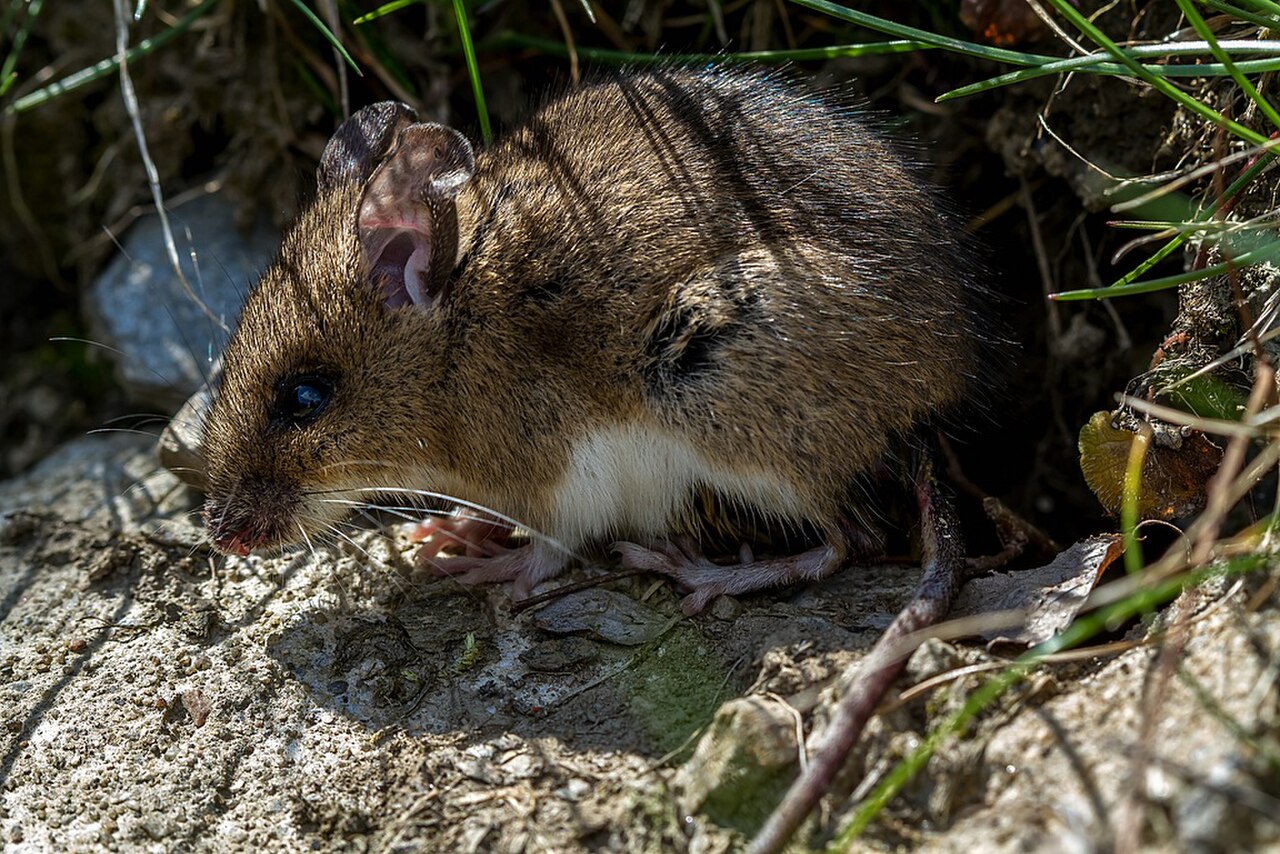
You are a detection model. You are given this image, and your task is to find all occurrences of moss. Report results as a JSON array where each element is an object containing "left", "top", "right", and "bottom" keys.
[{"left": 622, "top": 625, "right": 727, "bottom": 758}]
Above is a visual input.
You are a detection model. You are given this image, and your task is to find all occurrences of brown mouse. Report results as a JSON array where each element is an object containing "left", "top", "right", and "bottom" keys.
[{"left": 196, "top": 67, "right": 986, "bottom": 615}]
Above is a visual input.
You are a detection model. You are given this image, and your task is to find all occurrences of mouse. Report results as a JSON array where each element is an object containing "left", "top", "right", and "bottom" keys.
[{"left": 193, "top": 66, "right": 987, "bottom": 616}]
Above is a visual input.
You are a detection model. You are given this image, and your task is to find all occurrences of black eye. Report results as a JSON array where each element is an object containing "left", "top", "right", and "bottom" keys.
[{"left": 275, "top": 375, "right": 335, "bottom": 425}]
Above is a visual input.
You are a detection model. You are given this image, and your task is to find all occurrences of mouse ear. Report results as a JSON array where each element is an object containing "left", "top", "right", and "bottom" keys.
[
  {"left": 317, "top": 101, "right": 419, "bottom": 191},
  {"left": 356, "top": 123, "right": 476, "bottom": 311}
]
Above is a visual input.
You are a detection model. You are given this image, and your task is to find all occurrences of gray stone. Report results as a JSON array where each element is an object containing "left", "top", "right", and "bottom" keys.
[
  {"left": 86, "top": 193, "right": 277, "bottom": 407},
  {"left": 530, "top": 588, "right": 667, "bottom": 646}
]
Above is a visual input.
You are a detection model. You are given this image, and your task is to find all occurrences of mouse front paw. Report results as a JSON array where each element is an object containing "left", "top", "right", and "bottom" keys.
[
  {"left": 418, "top": 540, "right": 570, "bottom": 599},
  {"left": 408, "top": 512, "right": 514, "bottom": 559}
]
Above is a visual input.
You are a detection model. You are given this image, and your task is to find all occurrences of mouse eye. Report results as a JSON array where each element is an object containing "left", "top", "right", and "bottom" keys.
[{"left": 274, "top": 375, "right": 335, "bottom": 425}]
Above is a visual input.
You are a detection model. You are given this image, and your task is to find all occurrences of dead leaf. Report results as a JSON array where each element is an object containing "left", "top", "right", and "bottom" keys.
[
  {"left": 959, "top": 0, "right": 1046, "bottom": 46},
  {"left": 1079, "top": 411, "right": 1222, "bottom": 520},
  {"left": 951, "top": 534, "right": 1124, "bottom": 649}
]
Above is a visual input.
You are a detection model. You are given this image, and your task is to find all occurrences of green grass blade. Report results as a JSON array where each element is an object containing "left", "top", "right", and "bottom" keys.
[
  {"left": 285, "top": 0, "right": 361, "bottom": 74},
  {"left": 1176, "top": 0, "right": 1280, "bottom": 129},
  {"left": 352, "top": 0, "right": 420, "bottom": 26},
  {"left": 941, "top": 48, "right": 1280, "bottom": 101},
  {"left": 1199, "top": 0, "right": 1280, "bottom": 30},
  {"left": 0, "top": 0, "right": 44, "bottom": 101},
  {"left": 1051, "top": 238, "right": 1280, "bottom": 300},
  {"left": 492, "top": 32, "right": 932, "bottom": 64},
  {"left": 1240, "top": 0, "right": 1280, "bottom": 17},
  {"left": 453, "top": 0, "right": 490, "bottom": 143},
  {"left": 783, "top": 0, "right": 1053, "bottom": 65},
  {"left": 1121, "top": 429, "right": 1149, "bottom": 575},
  {"left": 1042, "top": 0, "right": 1269, "bottom": 146},
  {"left": 1110, "top": 145, "right": 1277, "bottom": 289},
  {"left": 8, "top": 0, "right": 218, "bottom": 113}
]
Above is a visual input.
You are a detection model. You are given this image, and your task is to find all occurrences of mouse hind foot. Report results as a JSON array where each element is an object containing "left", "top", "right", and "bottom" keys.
[{"left": 614, "top": 526, "right": 857, "bottom": 616}]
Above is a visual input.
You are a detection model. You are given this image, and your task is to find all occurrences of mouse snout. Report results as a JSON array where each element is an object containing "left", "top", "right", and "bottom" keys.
[{"left": 202, "top": 478, "right": 300, "bottom": 556}]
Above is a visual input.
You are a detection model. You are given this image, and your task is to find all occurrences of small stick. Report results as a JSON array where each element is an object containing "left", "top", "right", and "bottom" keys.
[
  {"left": 509, "top": 566, "right": 648, "bottom": 614},
  {"left": 748, "top": 463, "right": 965, "bottom": 854}
]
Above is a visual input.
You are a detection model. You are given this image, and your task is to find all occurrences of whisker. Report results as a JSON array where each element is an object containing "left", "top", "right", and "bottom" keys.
[
  {"left": 295, "top": 521, "right": 318, "bottom": 560},
  {"left": 87, "top": 427, "right": 163, "bottom": 439},
  {"left": 321, "top": 487, "right": 577, "bottom": 558}
]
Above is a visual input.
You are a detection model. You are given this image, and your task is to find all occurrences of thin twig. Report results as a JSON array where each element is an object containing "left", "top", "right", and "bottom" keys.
[
  {"left": 1191, "top": 363, "right": 1276, "bottom": 565},
  {"left": 548, "top": 0, "right": 580, "bottom": 86}
]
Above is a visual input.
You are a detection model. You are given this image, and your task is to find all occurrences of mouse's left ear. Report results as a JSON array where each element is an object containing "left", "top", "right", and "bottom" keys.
[
  {"left": 356, "top": 123, "right": 476, "bottom": 312},
  {"left": 317, "top": 102, "right": 419, "bottom": 191}
]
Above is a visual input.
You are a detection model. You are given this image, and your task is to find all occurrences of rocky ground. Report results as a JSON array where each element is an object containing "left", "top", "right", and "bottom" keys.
[{"left": 2, "top": 433, "right": 1278, "bottom": 852}]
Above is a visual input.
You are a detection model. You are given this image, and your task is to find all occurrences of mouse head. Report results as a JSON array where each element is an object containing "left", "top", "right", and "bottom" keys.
[{"left": 200, "top": 102, "right": 476, "bottom": 556}]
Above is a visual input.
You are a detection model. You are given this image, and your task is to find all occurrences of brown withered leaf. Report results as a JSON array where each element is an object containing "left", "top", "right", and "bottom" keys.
[
  {"left": 1079, "top": 411, "right": 1222, "bottom": 520},
  {"left": 951, "top": 534, "right": 1124, "bottom": 650},
  {"left": 959, "top": 0, "right": 1047, "bottom": 46}
]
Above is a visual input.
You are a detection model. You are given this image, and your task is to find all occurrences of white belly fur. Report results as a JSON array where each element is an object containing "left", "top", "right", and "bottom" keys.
[{"left": 549, "top": 422, "right": 806, "bottom": 546}]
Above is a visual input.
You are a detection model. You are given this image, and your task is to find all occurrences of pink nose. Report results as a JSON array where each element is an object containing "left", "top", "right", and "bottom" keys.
[{"left": 216, "top": 534, "right": 252, "bottom": 557}]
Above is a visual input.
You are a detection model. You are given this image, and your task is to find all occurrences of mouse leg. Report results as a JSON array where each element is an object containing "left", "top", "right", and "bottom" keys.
[
  {"left": 418, "top": 539, "right": 571, "bottom": 598},
  {"left": 614, "top": 524, "right": 860, "bottom": 616}
]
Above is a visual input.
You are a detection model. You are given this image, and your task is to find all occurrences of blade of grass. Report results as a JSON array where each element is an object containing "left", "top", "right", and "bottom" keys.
[
  {"left": 352, "top": 0, "right": 420, "bottom": 25},
  {"left": 1042, "top": 0, "right": 1269, "bottom": 147},
  {"left": 285, "top": 0, "right": 361, "bottom": 74},
  {"left": 1122, "top": 427, "right": 1152, "bottom": 575},
  {"left": 1176, "top": 0, "right": 1280, "bottom": 130},
  {"left": 1241, "top": 0, "right": 1280, "bottom": 17},
  {"left": 453, "top": 0, "right": 490, "bottom": 143},
  {"left": 1112, "top": 142, "right": 1277, "bottom": 288},
  {"left": 1199, "top": 0, "right": 1280, "bottom": 30},
  {"left": 940, "top": 42, "right": 1280, "bottom": 101},
  {"left": 492, "top": 32, "right": 932, "bottom": 64},
  {"left": 784, "top": 0, "right": 1051, "bottom": 65},
  {"left": 1051, "top": 238, "right": 1280, "bottom": 300},
  {"left": 8, "top": 0, "right": 219, "bottom": 114},
  {"left": 0, "top": 0, "right": 42, "bottom": 99}
]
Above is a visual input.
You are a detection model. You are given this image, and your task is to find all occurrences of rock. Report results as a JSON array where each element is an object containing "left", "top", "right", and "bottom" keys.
[
  {"left": 86, "top": 193, "right": 277, "bottom": 407},
  {"left": 673, "top": 695, "right": 800, "bottom": 836},
  {"left": 529, "top": 588, "right": 668, "bottom": 646},
  {"left": 519, "top": 636, "right": 601, "bottom": 672}
]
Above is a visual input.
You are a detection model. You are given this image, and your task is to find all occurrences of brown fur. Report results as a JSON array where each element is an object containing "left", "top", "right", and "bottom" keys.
[{"left": 200, "top": 67, "right": 983, "bottom": 557}]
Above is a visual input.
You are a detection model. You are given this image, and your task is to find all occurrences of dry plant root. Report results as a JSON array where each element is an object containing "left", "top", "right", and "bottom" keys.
[{"left": 748, "top": 463, "right": 965, "bottom": 854}]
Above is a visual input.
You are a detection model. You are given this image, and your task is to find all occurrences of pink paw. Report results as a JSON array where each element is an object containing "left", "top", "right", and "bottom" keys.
[
  {"left": 418, "top": 539, "right": 570, "bottom": 599},
  {"left": 614, "top": 537, "right": 840, "bottom": 616},
  {"left": 408, "top": 513, "right": 513, "bottom": 560},
  {"left": 614, "top": 537, "right": 748, "bottom": 615}
]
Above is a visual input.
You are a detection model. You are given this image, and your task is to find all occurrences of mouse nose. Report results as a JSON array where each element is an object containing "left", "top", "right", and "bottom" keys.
[
  {"left": 214, "top": 532, "right": 254, "bottom": 557},
  {"left": 203, "top": 490, "right": 286, "bottom": 556},
  {"left": 206, "top": 514, "right": 268, "bottom": 556}
]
